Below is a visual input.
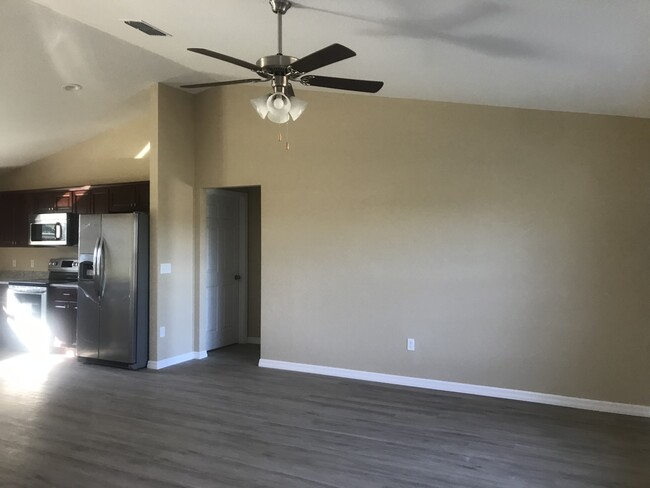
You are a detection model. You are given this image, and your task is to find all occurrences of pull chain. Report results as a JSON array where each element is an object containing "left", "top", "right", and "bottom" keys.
[
  {"left": 277, "top": 122, "right": 290, "bottom": 150},
  {"left": 285, "top": 121, "right": 290, "bottom": 150}
]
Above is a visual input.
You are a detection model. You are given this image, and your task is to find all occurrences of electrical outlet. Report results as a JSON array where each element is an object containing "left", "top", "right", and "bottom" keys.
[
  {"left": 160, "top": 263, "right": 172, "bottom": 274},
  {"left": 11, "top": 259, "right": 16, "bottom": 268},
  {"left": 160, "top": 326, "right": 166, "bottom": 338},
  {"left": 407, "top": 338, "right": 415, "bottom": 351},
  {"left": 30, "top": 259, "right": 35, "bottom": 268}
]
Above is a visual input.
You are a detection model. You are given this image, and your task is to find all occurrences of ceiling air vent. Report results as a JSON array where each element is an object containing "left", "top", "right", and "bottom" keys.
[{"left": 124, "top": 20, "right": 171, "bottom": 37}]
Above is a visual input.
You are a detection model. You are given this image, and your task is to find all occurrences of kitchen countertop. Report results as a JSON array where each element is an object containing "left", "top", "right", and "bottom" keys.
[
  {"left": 0, "top": 271, "right": 77, "bottom": 287},
  {"left": 0, "top": 270, "right": 48, "bottom": 284}
]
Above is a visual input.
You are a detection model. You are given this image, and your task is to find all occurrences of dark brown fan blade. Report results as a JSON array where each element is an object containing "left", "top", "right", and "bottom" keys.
[
  {"left": 188, "top": 48, "right": 260, "bottom": 72},
  {"left": 180, "top": 79, "right": 264, "bottom": 89},
  {"left": 289, "top": 43, "right": 356, "bottom": 74},
  {"left": 300, "top": 75, "right": 383, "bottom": 93}
]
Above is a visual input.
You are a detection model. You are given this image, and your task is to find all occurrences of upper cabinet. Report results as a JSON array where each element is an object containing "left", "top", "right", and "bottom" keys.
[
  {"left": 74, "top": 183, "right": 148, "bottom": 215},
  {"left": 30, "top": 189, "right": 73, "bottom": 214},
  {"left": 0, "top": 192, "right": 30, "bottom": 247},
  {"left": 108, "top": 182, "right": 149, "bottom": 213},
  {"left": 0, "top": 181, "right": 149, "bottom": 247}
]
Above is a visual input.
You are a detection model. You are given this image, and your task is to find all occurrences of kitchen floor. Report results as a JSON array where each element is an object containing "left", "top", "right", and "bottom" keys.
[{"left": 0, "top": 344, "right": 648, "bottom": 487}]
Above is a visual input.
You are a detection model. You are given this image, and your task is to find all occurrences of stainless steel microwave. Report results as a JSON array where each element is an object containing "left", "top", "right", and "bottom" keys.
[{"left": 29, "top": 213, "right": 78, "bottom": 246}]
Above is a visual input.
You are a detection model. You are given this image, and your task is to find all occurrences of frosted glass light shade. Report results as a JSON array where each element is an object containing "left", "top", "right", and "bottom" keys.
[
  {"left": 289, "top": 97, "right": 307, "bottom": 121},
  {"left": 266, "top": 93, "right": 291, "bottom": 124},
  {"left": 250, "top": 95, "right": 270, "bottom": 119}
]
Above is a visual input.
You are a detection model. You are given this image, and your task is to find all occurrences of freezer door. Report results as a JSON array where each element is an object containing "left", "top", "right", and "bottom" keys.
[
  {"left": 76, "top": 215, "right": 101, "bottom": 359},
  {"left": 97, "top": 214, "right": 138, "bottom": 363},
  {"left": 78, "top": 214, "right": 101, "bottom": 255}
]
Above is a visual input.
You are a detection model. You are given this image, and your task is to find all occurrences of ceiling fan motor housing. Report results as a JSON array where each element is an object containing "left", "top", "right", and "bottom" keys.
[{"left": 257, "top": 54, "right": 297, "bottom": 74}]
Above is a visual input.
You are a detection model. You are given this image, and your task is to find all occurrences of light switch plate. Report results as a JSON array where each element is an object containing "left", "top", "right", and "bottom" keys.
[{"left": 160, "top": 263, "right": 172, "bottom": 274}]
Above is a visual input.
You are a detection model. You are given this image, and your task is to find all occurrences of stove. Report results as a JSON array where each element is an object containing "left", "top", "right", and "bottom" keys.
[
  {"left": 6, "top": 258, "right": 78, "bottom": 352},
  {"left": 7, "top": 258, "right": 79, "bottom": 287},
  {"left": 46, "top": 257, "right": 79, "bottom": 284}
]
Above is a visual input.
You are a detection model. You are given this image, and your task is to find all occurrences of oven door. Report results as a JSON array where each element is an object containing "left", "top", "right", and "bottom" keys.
[{"left": 6, "top": 285, "right": 50, "bottom": 353}]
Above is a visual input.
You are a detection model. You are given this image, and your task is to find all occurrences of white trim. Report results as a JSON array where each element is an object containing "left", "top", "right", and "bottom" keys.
[
  {"left": 246, "top": 337, "right": 260, "bottom": 345},
  {"left": 148, "top": 351, "right": 207, "bottom": 370},
  {"left": 258, "top": 359, "right": 650, "bottom": 418}
]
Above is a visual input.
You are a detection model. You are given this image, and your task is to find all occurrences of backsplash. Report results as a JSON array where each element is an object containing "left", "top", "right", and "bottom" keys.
[{"left": 0, "top": 246, "right": 78, "bottom": 272}]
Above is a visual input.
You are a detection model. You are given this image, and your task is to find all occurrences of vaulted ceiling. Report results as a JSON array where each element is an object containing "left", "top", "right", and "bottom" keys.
[{"left": 2, "top": 0, "right": 648, "bottom": 168}]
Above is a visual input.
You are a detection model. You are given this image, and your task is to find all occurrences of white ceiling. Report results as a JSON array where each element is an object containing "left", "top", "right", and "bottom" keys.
[{"left": 2, "top": 0, "right": 649, "bottom": 169}]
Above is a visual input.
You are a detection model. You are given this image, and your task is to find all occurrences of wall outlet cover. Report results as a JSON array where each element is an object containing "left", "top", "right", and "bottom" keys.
[
  {"left": 160, "top": 263, "right": 172, "bottom": 274},
  {"left": 407, "top": 338, "right": 415, "bottom": 351}
]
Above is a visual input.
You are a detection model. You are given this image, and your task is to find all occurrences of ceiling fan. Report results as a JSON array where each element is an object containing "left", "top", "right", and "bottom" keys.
[{"left": 181, "top": 0, "right": 384, "bottom": 124}]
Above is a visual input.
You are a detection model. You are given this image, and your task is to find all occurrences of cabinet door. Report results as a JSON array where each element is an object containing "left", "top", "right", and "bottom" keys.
[
  {"left": 134, "top": 182, "right": 149, "bottom": 212},
  {"left": 108, "top": 184, "right": 138, "bottom": 213},
  {"left": 92, "top": 188, "right": 109, "bottom": 214},
  {"left": 31, "top": 190, "right": 73, "bottom": 213},
  {"left": 11, "top": 192, "right": 29, "bottom": 246},
  {"left": 0, "top": 192, "right": 29, "bottom": 247},
  {"left": 47, "top": 288, "right": 78, "bottom": 347},
  {"left": 0, "top": 193, "right": 14, "bottom": 246},
  {"left": 73, "top": 189, "right": 92, "bottom": 214}
]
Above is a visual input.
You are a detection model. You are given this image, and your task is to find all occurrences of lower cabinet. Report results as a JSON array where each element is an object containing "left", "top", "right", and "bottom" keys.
[
  {"left": 47, "top": 287, "right": 78, "bottom": 348},
  {"left": 0, "top": 284, "right": 8, "bottom": 349}
]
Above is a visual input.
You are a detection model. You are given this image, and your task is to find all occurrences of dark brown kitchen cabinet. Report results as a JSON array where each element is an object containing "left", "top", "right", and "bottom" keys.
[
  {"left": 0, "top": 192, "right": 30, "bottom": 246},
  {"left": 73, "top": 187, "right": 112, "bottom": 214},
  {"left": 108, "top": 182, "right": 149, "bottom": 213},
  {"left": 30, "top": 189, "right": 73, "bottom": 213},
  {"left": 0, "top": 181, "right": 149, "bottom": 247},
  {"left": 47, "top": 286, "right": 77, "bottom": 348}
]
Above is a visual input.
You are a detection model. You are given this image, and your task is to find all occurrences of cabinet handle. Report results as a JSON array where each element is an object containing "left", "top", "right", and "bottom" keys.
[{"left": 54, "top": 305, "right": 66, "bottom": 309}]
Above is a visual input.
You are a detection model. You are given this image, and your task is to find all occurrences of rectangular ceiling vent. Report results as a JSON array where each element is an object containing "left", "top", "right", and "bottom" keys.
[{"left": 124, "top": 20, "right": 171, "bottom": 37}]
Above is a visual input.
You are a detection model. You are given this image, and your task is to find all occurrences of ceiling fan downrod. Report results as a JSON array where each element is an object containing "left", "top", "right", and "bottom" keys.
[{"left": 269, "top": 0, "right": 291, "bottom": 54}]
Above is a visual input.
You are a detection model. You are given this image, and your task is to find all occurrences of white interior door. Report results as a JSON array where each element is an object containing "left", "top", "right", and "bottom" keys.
[{"left": 205, "top": 190, "right": 244, "bottom": 350}]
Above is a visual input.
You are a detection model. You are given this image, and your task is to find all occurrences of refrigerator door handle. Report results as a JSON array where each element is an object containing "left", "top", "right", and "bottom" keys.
[
  {"left": 99, "top": 237, "right": 107, "bottom": 299},
  {"left": 92, "top": 236, "right": 101, "bottom": 299}
]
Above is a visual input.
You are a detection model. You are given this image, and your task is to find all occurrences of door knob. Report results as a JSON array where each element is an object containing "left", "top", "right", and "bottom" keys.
[{"left": 234, "top": 274, "right": 241, "bottom": 281}]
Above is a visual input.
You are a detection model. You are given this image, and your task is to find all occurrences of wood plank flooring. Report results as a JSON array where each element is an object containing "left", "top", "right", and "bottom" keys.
[{"left": 0, "top": 345, "right": 648, "bottom": 487}]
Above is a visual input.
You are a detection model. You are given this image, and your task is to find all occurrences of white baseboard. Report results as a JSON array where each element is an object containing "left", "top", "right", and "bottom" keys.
[
  {"left": 258, "top": 359, "right": 650, "bottom": 418},
  {"left": 246, "top": 337, "right": 261, "bottom": 345},
  {"left": 148, "top": 350, "right": 207, "bottom": 370}
]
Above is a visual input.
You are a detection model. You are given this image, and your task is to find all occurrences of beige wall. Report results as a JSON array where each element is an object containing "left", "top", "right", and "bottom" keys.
[
  {"left": 194, "top": 85, "right": 650, "bottom": 406},
  {"left": 149, "top": 84, "right": 196, "bottom": 361},
  {"left": 0, "top": 246, "right": 77, "bottom": 272},
  {"left": 0, "top": 116, "right": 150, "bottom": 191}
]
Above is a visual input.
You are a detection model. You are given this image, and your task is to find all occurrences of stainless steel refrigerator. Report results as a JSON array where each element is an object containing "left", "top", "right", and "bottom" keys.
[{"left": 77, "top": 213, "right": 149, "bottom": 369}]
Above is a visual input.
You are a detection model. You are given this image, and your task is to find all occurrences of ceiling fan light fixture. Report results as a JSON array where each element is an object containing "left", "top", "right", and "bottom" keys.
[
  {"left": 288, "top": 96, "right": 307, "bottom": 121},
  {"left": 250, "top": 94, "right": 270, "bottom": 119},
  {"left": 266, "top": 93, "right": 292, "bottom": 124}
]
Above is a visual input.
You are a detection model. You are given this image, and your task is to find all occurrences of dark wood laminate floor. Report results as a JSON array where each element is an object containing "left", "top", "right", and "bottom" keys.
[{"left": 0, "top": 345, "right": 648, "bottom": 488}]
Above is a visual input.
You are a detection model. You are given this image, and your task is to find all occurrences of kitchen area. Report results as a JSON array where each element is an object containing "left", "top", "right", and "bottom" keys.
[{"left": 0, "top": 181, "right": 149, "bottom": 368}]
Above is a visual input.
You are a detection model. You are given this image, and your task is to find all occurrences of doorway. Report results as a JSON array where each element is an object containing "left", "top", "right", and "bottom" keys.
[{"left": 200, "top": 187, "right": 261, "bottom": 353}]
